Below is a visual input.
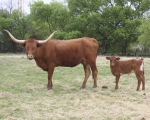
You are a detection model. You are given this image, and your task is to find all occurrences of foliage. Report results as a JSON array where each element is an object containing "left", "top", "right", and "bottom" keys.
[
  {"left": 30, "top": 1, "right": 70, "bottom": 39},
  {"left": 10, "top": 10, "right": 32, "bottom": 39},
  {"left": 100, "top": 6, "right": 141, "bottom": 54},
  {"left": 138, "top": 19, "right": 150, "bottom": 47},
  {"left": 66, "top": 0, "right": 149, "bottom": 55}
]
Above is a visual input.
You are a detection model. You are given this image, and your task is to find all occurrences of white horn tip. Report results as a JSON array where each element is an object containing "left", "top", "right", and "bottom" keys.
[
  {"left": 3, "top": 30, "right": 10, "bottom": 33},
  {"left": 54, "top": 31, "right": 58, "bottom": 33}
]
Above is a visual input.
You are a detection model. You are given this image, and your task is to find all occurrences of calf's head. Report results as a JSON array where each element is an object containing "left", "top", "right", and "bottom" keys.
[
  {"left": 3, "top": 30, "right": 57, "bottom": 60},
  {"left": 106, "top": 56, "right": 120, "bottom": 66}
]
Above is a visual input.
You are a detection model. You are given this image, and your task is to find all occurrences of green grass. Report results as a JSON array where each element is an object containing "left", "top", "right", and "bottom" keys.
[{"left": 0, "top": 54, "right": 150, "bottom": 120}]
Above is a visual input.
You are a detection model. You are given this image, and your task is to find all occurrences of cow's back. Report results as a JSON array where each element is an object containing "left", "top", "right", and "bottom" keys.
[{"left": 37, "top": 37, "right": 98, "bottom": 67}]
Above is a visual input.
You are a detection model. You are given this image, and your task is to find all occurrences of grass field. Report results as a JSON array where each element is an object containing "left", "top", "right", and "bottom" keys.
[{"left": 0, "top": 54, "right": 150, "bottom": 120}]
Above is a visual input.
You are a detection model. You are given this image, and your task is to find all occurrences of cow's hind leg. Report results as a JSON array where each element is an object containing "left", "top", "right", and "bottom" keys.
[
  {"left": 80, "top": 60, "right": 91, "bottom": 89},
  {"left": 88, "top": 61, "right": 98, "bottom": 88}
]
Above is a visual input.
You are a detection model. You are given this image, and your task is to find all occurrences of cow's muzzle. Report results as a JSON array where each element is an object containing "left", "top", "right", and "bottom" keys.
[
  {"left": 27, "top": 54, "right": 34, "bottom": 60},
  {"left": 111, "top": 63, "right": 115, "bottom": 66}
]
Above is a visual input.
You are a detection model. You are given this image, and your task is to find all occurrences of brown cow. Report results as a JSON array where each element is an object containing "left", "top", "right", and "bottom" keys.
[
  {"left": 106, "top": 56, "right": 145, "bottom": 91},
  {"left": 4, "top": 30, "right": 98, "bottom": 90}
]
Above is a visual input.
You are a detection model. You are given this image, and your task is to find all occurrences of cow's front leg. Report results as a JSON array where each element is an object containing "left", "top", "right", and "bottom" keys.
[
  {"left": 115, "top": 75, "right": 120, "bottom": 90},
  {"left": 47, "top": 64, "right": 55, "bottom": 90}
]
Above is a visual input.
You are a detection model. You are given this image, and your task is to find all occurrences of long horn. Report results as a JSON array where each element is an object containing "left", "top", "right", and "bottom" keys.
[
  {"left": 38, "top": 31, "right": 57, "bottom": 44},
  {"left": 3, "top": 30, "right": 25, "bottom": 43}
]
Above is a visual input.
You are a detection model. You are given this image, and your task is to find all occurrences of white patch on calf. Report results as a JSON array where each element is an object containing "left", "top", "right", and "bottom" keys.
[
  {"left": 129, "top": 70, "right": 135, "bottom": 74},
  {"left": 120, "top": 70, "right": 135, "bottom": 75},
  {"left": 120, "top": 70, "right": 135, "bottom": 76},
  {"left": 140, "top": 61, "right": 144, "bottom": 71}
]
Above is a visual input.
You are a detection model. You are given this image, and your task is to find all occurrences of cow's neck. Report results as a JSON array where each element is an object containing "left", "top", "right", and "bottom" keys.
[
  {"left": 34, "top": 47, "right": 43, "bottom": 59},
  {"left": 33, "top": 48, "right": 48, "bottom": 71}
]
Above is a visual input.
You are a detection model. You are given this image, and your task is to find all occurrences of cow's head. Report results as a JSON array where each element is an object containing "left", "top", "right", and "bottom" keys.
[
  {"left": 106, "top": 56, "right": 120, "bottom": 66},
  {"left": 3, "top": 30, "right": 57, "bottom": 60}
]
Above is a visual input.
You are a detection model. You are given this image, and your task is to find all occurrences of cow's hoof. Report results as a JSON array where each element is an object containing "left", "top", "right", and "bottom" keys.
[
  {"left": 47, "top": 87, "right": 52, "bottom": 90},
  {"left": 93, "top": 85, "right": 97, "bottom": 88},
  {"left": 80, "top": 86, "right": 85, "bottom": 89}
]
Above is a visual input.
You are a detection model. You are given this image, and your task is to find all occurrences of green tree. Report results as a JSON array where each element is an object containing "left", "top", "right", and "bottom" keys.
[
  {"left": 66, "top": 0, "right": 105, "bottom": 41},
  {"left": 0, "top": 9, "right": 13, "bottom": 42},
  {"left": 0, "top": 9, "right": 31, "bottom": 52},
  {"left": 138, "top": 18, "right": 150, "bottom": 50},
  {"left": 100, "top": 6, "right": 141, "bottom": 54},
  {"left": 10, "top": 10, "right": 31, "bottom": 39},
  {"left": 30, "top": 1, "right": 70, "bottom": 39},
  {"left": 67, "top": 0, "right": 150, "bottom": 55}
]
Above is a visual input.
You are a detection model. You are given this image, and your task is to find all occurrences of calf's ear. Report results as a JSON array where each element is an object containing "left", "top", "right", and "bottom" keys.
[
  {"left": 106, "top": 57, "right": 110, "bottom": 60},
  {"left": 116, "top": 57, "right": 120, "bottom": 60}
]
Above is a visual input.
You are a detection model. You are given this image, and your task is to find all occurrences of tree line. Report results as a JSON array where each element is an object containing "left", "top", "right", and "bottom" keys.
[{"left": 0, "top": 0, "right": 150, "bottom": 55}]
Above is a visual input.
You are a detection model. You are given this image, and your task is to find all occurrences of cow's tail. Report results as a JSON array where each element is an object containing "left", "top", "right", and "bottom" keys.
[
  {"left": 143, "top": 60, "right": 144, "bottom": 75},
  {"left": 94, "top": 39, "right": 99, "bottom": 56},
  {"left": 141, "top": 58, "right": 144, "bottom": 75}
]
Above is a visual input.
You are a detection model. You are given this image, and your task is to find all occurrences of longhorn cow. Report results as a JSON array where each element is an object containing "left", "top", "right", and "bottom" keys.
[{"left": 4, "top": 30, "right": 99, "bottom": 90}]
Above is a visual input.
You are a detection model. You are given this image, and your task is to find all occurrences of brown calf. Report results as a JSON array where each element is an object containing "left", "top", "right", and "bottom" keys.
[{"left": 106, "top": 56, "right": 145, "bottom": 91}]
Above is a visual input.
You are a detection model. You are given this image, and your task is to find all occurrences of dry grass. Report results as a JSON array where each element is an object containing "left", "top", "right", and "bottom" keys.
[{"left": 0, "top": 54, "right": 150, "bottom": 120}]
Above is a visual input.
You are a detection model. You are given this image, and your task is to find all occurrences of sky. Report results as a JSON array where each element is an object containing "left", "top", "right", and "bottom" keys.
[
  {"left": 24, "top": 0, "right": 65, "bottom": 14},
  {"left": 0, "top": 0, "right": 65, "bottom": 14}
]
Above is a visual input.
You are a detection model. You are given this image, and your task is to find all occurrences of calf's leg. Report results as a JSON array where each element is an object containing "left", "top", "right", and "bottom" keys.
[
  {"left": 135, "top": 72, "right": 142, "bottom": 91},
  {"left": 115, "top": 75, "right": 120, "bottom": 90},
  {"left": 141, "top": 72, "right": 145, "bottom": 90},
  {"left": 80, "top": 60, "right": 91, "bottom": 89},
  {"left": 135, "top": 70, "right": 145, "bottom": 91}
]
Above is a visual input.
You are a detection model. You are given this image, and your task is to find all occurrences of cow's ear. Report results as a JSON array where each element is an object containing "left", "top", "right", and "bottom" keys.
[
  {"left": 116, "top": 57, "right": 120, "bottom": 60},
  {"left": 106, "top": 57, "right": 110, "bottom": 60},
  {"left": 19, "top": 43, "right": 26, "bottom": 48},
  {"left": 36, "top": 44, "right": 42, "bottom": 48}
]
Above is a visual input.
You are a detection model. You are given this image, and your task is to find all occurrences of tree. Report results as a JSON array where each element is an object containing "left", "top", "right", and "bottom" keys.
[
  {"left": 10, "top": 10, "right": 31, "bottom": 39},
  {"left": 138, "top": 18, "right": 150, "bottom": 52},
  {"left": 0, "top": 9, "right": 31, "bottom": 52},
  {"left": 66, "top": 0, "right": 106, "bottom": 42},
  {"left": 100, "top": 6, "right": 141, "bottom": 54},
  {"left": 30, "top": 1, "right": 70, "bottom": 39},
  {"left": 0, "top": 9, "right": 13, "bottom": 41},
  {"left": 67, "top": 0, "right": 150, "bottom": 55}
]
